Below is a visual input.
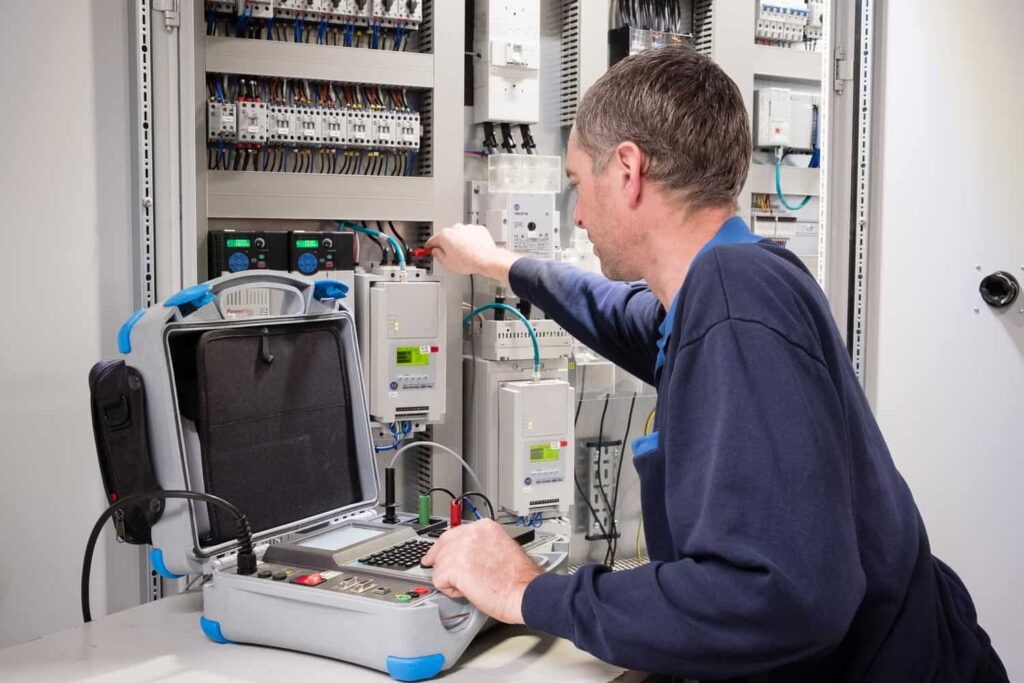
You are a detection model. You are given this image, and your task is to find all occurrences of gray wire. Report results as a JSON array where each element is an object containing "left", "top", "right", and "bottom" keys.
[{"left": 387, "top": 441, "right": 484, "bottom": 495}]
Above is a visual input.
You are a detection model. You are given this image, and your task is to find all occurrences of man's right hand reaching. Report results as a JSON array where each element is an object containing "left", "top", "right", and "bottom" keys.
[{"left": 424, "top": 224, "right": 522, "bottom": 286}]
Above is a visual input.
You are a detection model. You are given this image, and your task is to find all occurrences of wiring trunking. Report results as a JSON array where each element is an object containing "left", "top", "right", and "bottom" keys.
[{"left": 574, "top": 440, "right": 622, "bottom": 543}]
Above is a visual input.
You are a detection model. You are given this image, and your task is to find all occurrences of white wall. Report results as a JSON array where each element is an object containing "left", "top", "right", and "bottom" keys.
[
  {"left": 869, "top": 1, "right": 1024, "bottom": 678},
  {"left": 0, "top": 0, "right": 142, "bottom": 646}
]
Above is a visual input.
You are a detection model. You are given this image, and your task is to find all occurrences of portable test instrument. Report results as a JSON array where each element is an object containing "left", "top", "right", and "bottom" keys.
[{"left": 98, "top": 271, "right": 567, "bottom": 681}]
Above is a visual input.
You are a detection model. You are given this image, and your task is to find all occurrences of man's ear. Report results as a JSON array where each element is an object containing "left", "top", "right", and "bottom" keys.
[{"left": 614, "top": 141, "right": 644, "bottom": 208}]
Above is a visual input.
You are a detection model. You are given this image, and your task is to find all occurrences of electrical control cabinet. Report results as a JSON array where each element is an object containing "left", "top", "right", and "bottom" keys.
[
  {"left": 355, "top": 267, "right": 446, "bottom": 424},
  {"left": 754, "top": 88, "right": 819, "bottom": 151},
  {"left": 497, "top": 380, "right": 575, "bottom": 516},
  {"left": 473, "top": 0, "right": 540, "bottom": 123}
]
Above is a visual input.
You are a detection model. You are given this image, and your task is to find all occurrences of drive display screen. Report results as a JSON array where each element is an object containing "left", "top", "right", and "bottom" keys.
[
  {"left": 298, "top": 526, "right": 384, "bottom": 551},
  {"left": 530, "top": 444, "right": 560, "bottom": 462},
  {"left": 396, "top": 347, "right": 430, "bottom": 366},
  {"left": 295, "top": 239, "right": 319, "bottom": 248},
  {"left": 226, "top": 238, "right": 251, "bottom": 248}
]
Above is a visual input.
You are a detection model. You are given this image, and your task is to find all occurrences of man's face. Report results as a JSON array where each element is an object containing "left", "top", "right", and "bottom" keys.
[{"left": 566, "top": 132, "right": 644, "bottom": 281}]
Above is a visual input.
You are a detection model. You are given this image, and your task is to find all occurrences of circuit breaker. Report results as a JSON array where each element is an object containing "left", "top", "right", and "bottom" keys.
[
  {"left": 473, "top": 0, "right": 540, "bottom": 123},
  {"left": 469, "top": 154, "right": 561, "bottom": 259},
  {"left": 354, "top": 267, "right": 446, "bottom": 424},
  {"left": 497, "top": 379, "right": 575, "bottom": 516},
  {"left": 754, "top": 88, "right": 819, "bottom": 151},
  {"left": 756, "top": 1, "right": 809, "bottom": 44}
]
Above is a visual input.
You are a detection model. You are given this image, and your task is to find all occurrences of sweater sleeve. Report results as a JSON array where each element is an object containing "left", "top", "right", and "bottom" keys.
[
  {"left": 521, "top": 319, "right": 867, "bottom": 680},
  {"left": 508, "top": 258, "right": 662, "bottom": 384}
]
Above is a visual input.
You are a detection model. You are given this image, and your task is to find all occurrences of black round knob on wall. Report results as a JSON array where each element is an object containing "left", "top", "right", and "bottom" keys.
[{"left": 979, "top": 271, "right": 1020, "bottom": 308}]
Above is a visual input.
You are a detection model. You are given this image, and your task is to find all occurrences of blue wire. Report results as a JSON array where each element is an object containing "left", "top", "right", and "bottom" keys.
[
  {"left": 394, "top": 27, "right": 403, "bottom": 50},
  {"left": 775, "top": 154, "right": 812, "bottom": 212},
  {"left": 463, "top": 303, "right": 541, "bottom": 375},
  {"left": 235, "top": 2, "right": 253, "bottom": 37},
  {"left": 405, "top": 151, "right": 417, "bottom": 176},
  {"left": 213, "top": 79, "right": 226, "bottom": 103},
  {"left": 294, "top": 17, "right": 302, "bottom": 43},
  {"left": 266, "top": 15, "right": 274, "bottom": 40},
  {"left": 463, "top": 498, "right": 482, "bottom": 520},
  {"left": 339, "top": 221, "right": 406, "bottom": 269}
]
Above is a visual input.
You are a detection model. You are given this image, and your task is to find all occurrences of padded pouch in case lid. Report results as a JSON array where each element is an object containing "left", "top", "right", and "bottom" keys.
[{"left": 196, "top": 322, "right": 363, "bottom": 545}]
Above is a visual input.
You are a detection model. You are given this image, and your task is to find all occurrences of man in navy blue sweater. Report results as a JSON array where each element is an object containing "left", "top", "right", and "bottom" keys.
[{"left": 422, "top": 46, "right": 1007, "bottom": 681}]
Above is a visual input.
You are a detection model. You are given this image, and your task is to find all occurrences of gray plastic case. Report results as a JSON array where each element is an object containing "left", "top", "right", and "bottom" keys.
[
  {"left": 118, "top": 271, "right": 569, "bottom": 680},
  {"left": 120, "top": 271, "right": 379, "bottom": 576}
]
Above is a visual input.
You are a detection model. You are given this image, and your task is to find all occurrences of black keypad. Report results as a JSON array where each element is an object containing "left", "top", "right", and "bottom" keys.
[{"left": 359, "top": 540, "right": 432, "bottom": 570}]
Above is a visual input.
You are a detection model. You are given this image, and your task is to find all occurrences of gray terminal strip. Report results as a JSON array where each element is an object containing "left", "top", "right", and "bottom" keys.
[{"left": 116, "top": 271, "right": 568, "bottom": 681}]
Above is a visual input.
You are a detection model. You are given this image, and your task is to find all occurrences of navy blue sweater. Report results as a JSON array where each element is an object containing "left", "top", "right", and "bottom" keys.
[{"left": 512, "top": 239, "right": 1002, "bottom": 681}]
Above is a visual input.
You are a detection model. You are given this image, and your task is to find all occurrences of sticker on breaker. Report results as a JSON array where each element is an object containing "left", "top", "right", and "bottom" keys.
[{"left": 512, "top": 233, "right": 554, "bottom": 259}]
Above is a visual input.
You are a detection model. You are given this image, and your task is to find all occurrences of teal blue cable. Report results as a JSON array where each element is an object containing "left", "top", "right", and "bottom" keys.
[
  {"left": 463, "top": 303, "right": 540, "bottom": 376},
  {"left": 339, "top": 220, "right": 406, "bottom": 269},
  {"left": 775, "top": 154, "right": 811, "bottom": 211}
]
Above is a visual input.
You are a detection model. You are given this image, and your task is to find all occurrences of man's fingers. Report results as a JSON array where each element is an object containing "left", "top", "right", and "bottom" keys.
[{"left": 421, "top": 541, "right": 441, "bottom": 567}]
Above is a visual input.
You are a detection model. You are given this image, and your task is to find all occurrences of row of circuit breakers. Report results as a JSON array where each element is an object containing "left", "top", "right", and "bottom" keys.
[
  {"left": 210, "top": 229, "right": 446, "bottom": 427},
  {"left": 208, "top": 101, "right": 421, "bottom": 150},
  {"left": 206, "top": 0, "right": 422, "bottom": 28}
]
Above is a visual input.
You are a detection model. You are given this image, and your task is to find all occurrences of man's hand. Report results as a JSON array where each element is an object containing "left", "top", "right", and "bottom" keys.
[
  {"left": 424, "top": 224, "right": 522, "bottom": 285},
  {"left": 420, "top": 519, "right": 542, "bottom": 624}
]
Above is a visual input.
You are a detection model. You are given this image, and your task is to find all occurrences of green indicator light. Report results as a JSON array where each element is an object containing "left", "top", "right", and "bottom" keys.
[
  {"left": 226, "top": 238, "right": 251, "bottom": 248},
  {"left": 396, "top": 594, "right": 412, "bottom": 603},
  {"left": 295, "top": 239, "right": 319, "bottom": 248}
]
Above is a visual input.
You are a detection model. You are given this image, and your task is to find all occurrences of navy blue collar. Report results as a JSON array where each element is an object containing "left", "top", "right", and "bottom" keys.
[{"left": 654, "top": 217, "right": 761, "bottom": 373}]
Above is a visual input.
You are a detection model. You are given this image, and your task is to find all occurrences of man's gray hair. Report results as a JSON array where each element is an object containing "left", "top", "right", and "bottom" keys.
[{"left": 574, "top": 44, "right": 751, "bottom": 211}]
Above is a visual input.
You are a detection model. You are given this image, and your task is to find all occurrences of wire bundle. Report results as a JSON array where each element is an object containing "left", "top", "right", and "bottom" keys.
[
  {"left": 206, "top": 8, "right": 415, "bottom": 52},
  {"left": 616, "top": 0, "right": 687, "bottom": 33}
]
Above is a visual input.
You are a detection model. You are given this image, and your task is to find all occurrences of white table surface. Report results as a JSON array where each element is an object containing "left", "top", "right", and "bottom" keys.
[{"left": 0, "top": 592, "right": 630, "bottom": 682}]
